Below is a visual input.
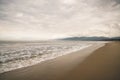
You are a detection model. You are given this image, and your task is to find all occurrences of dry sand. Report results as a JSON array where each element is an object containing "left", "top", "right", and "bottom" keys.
[{"left": 0, "top": 42, "right": 120, "bottom": 80}]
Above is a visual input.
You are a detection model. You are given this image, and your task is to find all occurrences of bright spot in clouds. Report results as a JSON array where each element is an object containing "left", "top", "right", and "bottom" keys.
[
  {"left": 16, "top": 13, "right": 24, "bottom": 18},
  {"left": 62, "top": 0, "right": 76, "bottom": 4}
]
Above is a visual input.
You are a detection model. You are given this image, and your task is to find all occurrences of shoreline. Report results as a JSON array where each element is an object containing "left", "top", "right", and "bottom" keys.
[
  {"left": 0, "top": 43, "right": 96, "bottom": 74},
  {"left": 0, "top": 42, "right": 105, "bottom": 80}
]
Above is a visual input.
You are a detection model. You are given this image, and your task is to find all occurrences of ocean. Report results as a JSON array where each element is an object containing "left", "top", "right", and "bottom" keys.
[{"left": 0, "top": 41, "right": 92, "bottom": 73}]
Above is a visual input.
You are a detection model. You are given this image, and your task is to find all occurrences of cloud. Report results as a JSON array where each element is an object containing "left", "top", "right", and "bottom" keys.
[{"left": 0, "top": 0, "right": 120, "bottom": 40}]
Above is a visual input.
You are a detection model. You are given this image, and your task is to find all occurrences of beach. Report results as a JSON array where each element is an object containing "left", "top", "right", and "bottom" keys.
[{"left": 0, "top": 42, "right": 120, "bottom": 80}]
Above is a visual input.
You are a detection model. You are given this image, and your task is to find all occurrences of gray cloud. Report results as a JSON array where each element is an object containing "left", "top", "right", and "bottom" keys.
[
  {"left": 115, "top": 0, "right": 120, "bottom": 4},
  {"left": 0, "top": 0, "right": 120, "bottom": 40}
]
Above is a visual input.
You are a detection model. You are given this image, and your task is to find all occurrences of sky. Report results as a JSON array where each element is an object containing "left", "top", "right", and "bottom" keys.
[{"left": 0, "top": 0, "right": 120, "bottom": 41}]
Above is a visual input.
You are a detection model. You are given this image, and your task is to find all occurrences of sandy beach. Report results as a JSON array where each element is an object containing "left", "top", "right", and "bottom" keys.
[{"left": 0, "top": 42, "right": 120, "bottom": 80}]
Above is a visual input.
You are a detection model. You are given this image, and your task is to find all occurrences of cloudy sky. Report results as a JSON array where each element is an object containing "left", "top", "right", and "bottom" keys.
[{"left": 0, "top": 0, "right": 120, "bottom": 41}]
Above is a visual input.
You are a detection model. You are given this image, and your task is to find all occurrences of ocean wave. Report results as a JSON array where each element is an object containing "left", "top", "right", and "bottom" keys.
[{"left": 0, "top": 41, "right": 92, "bottom": 73}]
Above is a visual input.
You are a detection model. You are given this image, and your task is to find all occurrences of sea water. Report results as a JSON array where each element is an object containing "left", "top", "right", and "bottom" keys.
[{"left": 0, "top": 41, "right": 92, "bottom": 73}]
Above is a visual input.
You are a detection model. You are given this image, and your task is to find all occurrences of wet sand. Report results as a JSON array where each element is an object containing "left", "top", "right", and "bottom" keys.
[
  {"left": 61, "top": 42, "right": 120, "bottom": 80},
  {"left": 0, "top": 42, "right": 120, "bottom": 80}
]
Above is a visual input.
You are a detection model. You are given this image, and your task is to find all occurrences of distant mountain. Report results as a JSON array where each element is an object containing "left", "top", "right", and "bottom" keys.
[{"left": 60, "top": 36, "right": 120, "bottom": 41}]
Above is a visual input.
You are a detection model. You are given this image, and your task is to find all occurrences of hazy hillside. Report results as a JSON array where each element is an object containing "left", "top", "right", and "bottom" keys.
[{"left": 61, "top": 36, "right": 120, "bottom": 41}]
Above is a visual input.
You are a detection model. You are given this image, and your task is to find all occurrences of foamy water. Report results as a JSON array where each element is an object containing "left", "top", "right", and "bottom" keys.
[{"left": 0, "top": 41, "right": 92, "bottom": 73}]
